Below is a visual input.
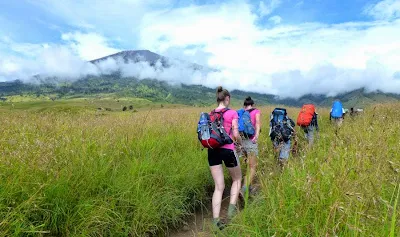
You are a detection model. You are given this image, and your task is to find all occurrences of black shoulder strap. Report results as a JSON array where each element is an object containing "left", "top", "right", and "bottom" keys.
[
  {"left": 211, "top": 108, "right": 229, "bottom": 121},
  {"left": 247, "top": 108, "right": 255, "bottom": 113},
  {"left": 219, "top": 108, "right": 230, "bottom": 114}
]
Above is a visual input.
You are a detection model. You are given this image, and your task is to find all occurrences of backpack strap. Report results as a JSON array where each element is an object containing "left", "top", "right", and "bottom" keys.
[
  {"left": 246, "top": 108, "right": 255, "bottom": 113},
  {"left": 220, "top": 108, "right": 230, "bottom": 114},
  {"left": 211, "top": 108, "right": 229, "bottom": 114},
  {"left": 213, "top": 108, "right": 233, "bottom": 136}
]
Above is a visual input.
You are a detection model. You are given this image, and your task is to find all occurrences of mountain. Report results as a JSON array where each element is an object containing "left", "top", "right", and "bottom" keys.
[
  {"left": 90, "top": 50, "right": 213, "bottom": 72},
  {"left": 91, "top": 50, "right": 168, "bottom": 66},
  {"left": 1, "top": 50, "right": 399, "bottom": 107}
]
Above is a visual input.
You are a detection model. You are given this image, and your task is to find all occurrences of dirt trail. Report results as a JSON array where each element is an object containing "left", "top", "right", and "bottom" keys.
[{"left": 169, "top": 192, "right": 231, "bottom": 237}]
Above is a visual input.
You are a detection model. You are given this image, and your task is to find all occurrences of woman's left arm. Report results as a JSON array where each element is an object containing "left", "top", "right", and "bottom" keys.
[
  {"left": 232, "top": 118, "right": 242, "bottom": 144},
  {"left": 252, "top": 113, "right": 261, "bottom": 143}
]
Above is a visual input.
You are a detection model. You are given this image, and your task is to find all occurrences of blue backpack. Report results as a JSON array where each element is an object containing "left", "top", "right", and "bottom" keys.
[
  {"left": 270, "top": 108, "right": 287, "bottom": 129},
  {"left": 237, "top": 109, "right": 256, "bottom": 138},
  {"left": 331, "top": 101, "right": 344, "bottom": 118},
  {"left": 270, "top": 108, "right": 294, "bottom": 142}
]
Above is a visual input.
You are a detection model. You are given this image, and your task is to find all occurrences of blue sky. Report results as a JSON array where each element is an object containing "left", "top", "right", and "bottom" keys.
[
  {"left": 1, "top": 0, "right": 400, "bottom": 97},
  {"left": 0, "top": 0, "right": 382, "bottom": 47}
]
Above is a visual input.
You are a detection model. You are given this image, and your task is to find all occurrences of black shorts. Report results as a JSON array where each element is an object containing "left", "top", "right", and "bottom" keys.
[{"left": 208, "top": 148, "right": 239, "bottom": 168}]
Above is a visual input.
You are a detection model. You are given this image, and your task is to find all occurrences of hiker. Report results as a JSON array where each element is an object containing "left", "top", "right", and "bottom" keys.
[
  {"left": 269, "top": 108, "right": 296, "bottom": 166},
  {"left": 350, "top": 107, "right": 355, "bottom": 116},
  {"left": 297, "top": 104, "right": 318, "bottom": 145},
  {"left": 236, "top": 96, "right": 261, "bottom": 197},
  {"left": 330, "top": 100, "right": 345, "bottom": 126},
  {"left": 197, "top": 86, "right": 242, "bottom": 230}
]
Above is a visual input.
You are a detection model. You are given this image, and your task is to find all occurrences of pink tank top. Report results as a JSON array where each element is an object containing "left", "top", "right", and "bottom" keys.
[{"left": 214, "top": 108, "right": 238, "bottom": 150}]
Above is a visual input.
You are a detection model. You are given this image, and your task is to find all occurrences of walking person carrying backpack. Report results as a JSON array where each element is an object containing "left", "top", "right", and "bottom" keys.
[
  {"left": 297, "top": 104, "right": 319, "bottom": 145},
  {"left": 269, "top": 108, "right": 296, "bottom": 167},
  {"left": 330, "top": 100, "right": 345, "bottom": 126},
  {"left": 236, "top": 97, "right": 261, "bottom": 197},
  {"left": 197, "top": 86, "right": 242, "bottom": 230}
]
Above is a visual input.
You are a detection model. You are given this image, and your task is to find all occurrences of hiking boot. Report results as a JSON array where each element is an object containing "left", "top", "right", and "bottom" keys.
[
  {"left": 278, "top": 158, "right": 287, "bottom": 168},
  {"left": 212, "top": 219, "right": 226, "bottom": 231},
  {"left": 227, "top": 204, "right": 238, "bottom": 222},
  {"left": 240, "top": 185, "right": 257, "bottom": 199},
  {"left": 249, "top": 186, "right": 258, "bottom": 195},
  {"left": 239, "top": 186, "right": 247, "bottom": 199}
]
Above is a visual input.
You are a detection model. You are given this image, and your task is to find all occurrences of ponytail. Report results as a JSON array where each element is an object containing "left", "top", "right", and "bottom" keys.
[
  {"left": 244, "top": 96, "right": 255, "bottom": 106},
  {"left": 216, "top": 86, "right": 230, "bottom": 104}
]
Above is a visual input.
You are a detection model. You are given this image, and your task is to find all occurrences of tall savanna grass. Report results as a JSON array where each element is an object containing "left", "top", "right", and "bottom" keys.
[
  {"left": 0, "top": 108, "right": 212, "bottom": 236},
  {"left": 227, "top": 104, "right": 400, "bottom": 236},
  {"left": 0, "top": 103, "right": 399, "bottom": 236}
]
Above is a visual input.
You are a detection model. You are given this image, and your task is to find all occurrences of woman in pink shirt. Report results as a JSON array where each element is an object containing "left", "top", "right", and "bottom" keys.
[
  {"left": 208, "top": 86, "right": 242, "bottom": 230},
  {"left": 239, "top": 97, "right": 261, "bottom": 196}
]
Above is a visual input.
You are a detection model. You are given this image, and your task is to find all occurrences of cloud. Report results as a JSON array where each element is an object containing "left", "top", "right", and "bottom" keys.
[
  {"left": 0, "top": 31, "right": 121, "bottom": 81},
  {"left": 134, "top": 1, "right": 400, "bottom": 97},
  {"left": 268, "top": 15, "right": 282, "bottom": 24},
  {"left": 61, "top": 32, "right": 120, "bottom": 60},
  {"left": 364, "top": 0, "right": 400, "bottom": 20},
  {"left": 0, "top": 36, "right": 216, "bottom": 85},
  {"left": 1, "top": 0, "right": 400, "bottom": 98},
  {"left": 0, "top": 46, "right": 100, "bottom": 81},
  {"left": 28, "top": 0, "right": 175, "bottom": 48},
  {"left": 295, "top": 0, "right": 304, "bottom": 7},
  {"left": 259, "top": 0, "right": 282, "bottom": 17}
]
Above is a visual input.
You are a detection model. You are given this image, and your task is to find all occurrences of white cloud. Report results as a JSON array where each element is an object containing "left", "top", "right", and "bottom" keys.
[
  {"left": 1, "top": 0, "right": 400, "bottom": 98},
  {"left": 268, "top": 15, "right": 282, "bottom": 24},
  {"left": 0, "top": 36, "right": 50, "bottom": 58},
  {"left": 0, "top": 31, "right": 121, "bottom": 81},
  {"left": 259, "top": 0, "right": 282, "bottom": 17},
  {"left": 0, "top": 46, "right": 100, "bottom": 81},
  {"left": 35, "top": 46, "right": 99, "bottom": 79},
  {"left": 139, "top": 2, "right": 259, "bottom": 53},
  {"left": 0, "top": 37, "right": 214, "bottom": 85},
  {"left": 364, "top": 0, "right": 400, "bottom": 20},
  {"left": 61, "top": 32, "right": 120, "bottom": 60},
  {"left": 295, "top": 0, "right": 304, "bottom": 7},
  {"left": 28, "top": 0, "right": 174, "bottom": 48},
  {"left": 138, "top": 2, "right": 400, "bottom": 97}
]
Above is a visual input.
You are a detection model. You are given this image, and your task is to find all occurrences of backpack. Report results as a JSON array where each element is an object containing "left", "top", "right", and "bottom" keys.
[
  {"left": 297, "top": 104, "right": 316, "bottom": 127},
  {"left": 197, "top": 108, "right": 233, "bottom": 149},
  {"left": 331, "top": 101, "right": 343, "bottom": 118},
  {"left": 237, "top": 108, "right": 255, "bottom": 138},
  {"left": 269, "top": 108, "right": 294, "bottom": 142}
]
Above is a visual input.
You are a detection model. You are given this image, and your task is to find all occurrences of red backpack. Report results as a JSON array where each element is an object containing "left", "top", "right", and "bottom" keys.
[
  {"left": 197, "top": 108, "right": 233, "bottom": 149},
  {"left": 297, "top": 104, "right": 315, "bottom": 127}
]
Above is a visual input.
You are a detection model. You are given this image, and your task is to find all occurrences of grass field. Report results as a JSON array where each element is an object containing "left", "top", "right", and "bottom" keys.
[
  {"left": 228, "top": 104, "right": 400, "bottom": 236},
  {"left": 0, "top": 100, "right": 399, "bottom": 236}
]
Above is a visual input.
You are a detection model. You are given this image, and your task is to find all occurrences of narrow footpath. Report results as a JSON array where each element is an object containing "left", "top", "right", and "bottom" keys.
[{"left": 169, "top": 191, "right": 232, "bottom": 237}]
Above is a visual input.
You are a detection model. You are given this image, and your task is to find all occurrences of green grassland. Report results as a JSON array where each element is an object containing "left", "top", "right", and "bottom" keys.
[
  {"left": 0, "top": 95, "right": 186, "bottom": 114},
  {"left": 0, "top": 100, "right": 399, "bottom": 236},
  {"left": 0, "top": 104, "right": 211, "bottom": 236},
  {"left": 3, "top": 77, "right": 400, "bottom": 108},
  {"left": 228, "top": 105, "right": 400, "bottom": 236}
]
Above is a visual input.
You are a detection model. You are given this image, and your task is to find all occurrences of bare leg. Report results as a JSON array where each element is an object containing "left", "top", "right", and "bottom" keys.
[
  {"left": 243, "top": 153, "right": 257, "bottom": 188},
  {"left": 227, "top": 166, "right": 242, "bottom": 205},
  {"left": 210, "top": 165, "right": 225, "bottom": 219}
]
